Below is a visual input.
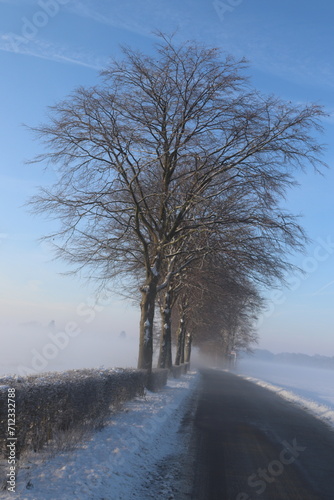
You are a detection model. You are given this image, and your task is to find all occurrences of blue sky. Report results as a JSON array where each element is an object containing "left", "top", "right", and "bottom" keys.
[{"left": 0, "top": 0, "right": 333, "bottom": 373}]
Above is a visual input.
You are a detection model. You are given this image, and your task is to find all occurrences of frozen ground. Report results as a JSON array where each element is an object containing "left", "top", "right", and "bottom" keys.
[
  {"left": 237, "top": 359, "right": 334, "bottom": 427},
  {"left": 1, "top": 372, "right": 198, "bottom": 500}
]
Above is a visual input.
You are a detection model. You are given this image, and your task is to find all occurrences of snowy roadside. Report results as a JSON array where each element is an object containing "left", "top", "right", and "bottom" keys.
[
  {"left": 237, "top": 373, "right": 334, "bottom": 429},
  {"left": 1, "top": 371, "right": 198, "bottom": 500}
]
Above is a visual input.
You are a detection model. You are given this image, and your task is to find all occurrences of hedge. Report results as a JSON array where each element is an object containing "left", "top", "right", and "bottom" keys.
[
  {"left": 146, "top": 368, "right": 169, "bottom": 392},
  {"left": 0, "top": 368, "right": 147, "bottom": 459},
  {"left": 170, "top": 363, "right": 190, "bottom": 379}
]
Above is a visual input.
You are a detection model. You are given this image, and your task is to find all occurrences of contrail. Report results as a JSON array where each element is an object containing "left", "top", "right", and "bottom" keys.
[{"left": 312, "top": 280, "right": 334, "bottom": 296}]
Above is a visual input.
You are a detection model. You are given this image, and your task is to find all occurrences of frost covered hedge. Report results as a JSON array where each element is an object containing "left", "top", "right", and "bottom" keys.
[
  {"left": 0, "top": 368, "right": 147, "bottom": 458},
  {"left": 170, "top": 363, "right": 189, "bottom": 378},
  {"left": 147, "top": 368, "right": 169, "bottom": 392}
]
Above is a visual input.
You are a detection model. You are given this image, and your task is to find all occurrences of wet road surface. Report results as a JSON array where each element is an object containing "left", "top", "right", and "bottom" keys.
[{"left": 190, "top": 368, "right": 334, "bottom": 500}]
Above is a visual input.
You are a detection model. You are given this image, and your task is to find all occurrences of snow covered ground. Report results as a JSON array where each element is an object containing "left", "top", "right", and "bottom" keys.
[
  {"left": 1, "top": 372, "right": 198, "bottom": 500},
  {"left": 3, "top": 360, "right": 334, "bottom": 499},
  {"left": 237, "top": 359, "right": 334, "bottom": 428}
]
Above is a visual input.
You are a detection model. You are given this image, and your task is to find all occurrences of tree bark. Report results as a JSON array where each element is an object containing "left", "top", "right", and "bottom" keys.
[
  {"left": 137, "top": 276, "right": 158, "bottom": 372},
  {"left": 175, "top": 310, "right": 186, "bottom": 366},
  {"left": 184, "top": 331, "right": 192, "bottom": 363},
  {"left": 157, "top": 290, "right": 173, "bottom": 369},
  {"left": 180, "top": 320, "right": 186, "bottom": 365}
]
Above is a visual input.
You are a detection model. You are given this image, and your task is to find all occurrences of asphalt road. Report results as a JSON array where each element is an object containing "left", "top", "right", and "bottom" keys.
[{"left": 189, "top": 368, "right": 334, "bottom": 500}]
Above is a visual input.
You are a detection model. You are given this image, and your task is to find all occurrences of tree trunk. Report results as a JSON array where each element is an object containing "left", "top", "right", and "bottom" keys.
[
  {"left": 180, "top": 320, "right": 186, "bottom": 365},
  {"left": 175, "top": 316, "right": 185, "bottom": 365},
  {"left": 184, "top": 331, "right": 192, "bottom": 363},
  {"left": 157, "top": 290, "right": 173, "bottom": 369},
  {"left": 175, "top": 298, "right": 188, "bottom": 366},
  {"left": 137, "top": 276, "right": 158, "bottom": 372}
]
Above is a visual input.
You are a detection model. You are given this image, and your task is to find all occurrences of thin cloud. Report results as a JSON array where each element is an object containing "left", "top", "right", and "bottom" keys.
[
  {"left": 0, "top": 32, "right": 108, "bottom": 70},
  {"left": 66, "top": 0, "right": 189, "bottom": 38},
  {"left": 312, "top": 280, "right": 334, "bottom": 297}
]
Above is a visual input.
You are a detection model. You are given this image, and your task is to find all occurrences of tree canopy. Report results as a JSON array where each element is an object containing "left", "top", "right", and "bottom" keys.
[{"left": 29, "top": 34, "right": 327, "bottom": 371}]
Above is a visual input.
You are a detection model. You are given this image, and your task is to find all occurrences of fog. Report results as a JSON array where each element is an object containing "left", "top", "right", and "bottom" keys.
[{"left": 0, "top": 320, "right": 140, "bottom": 377}]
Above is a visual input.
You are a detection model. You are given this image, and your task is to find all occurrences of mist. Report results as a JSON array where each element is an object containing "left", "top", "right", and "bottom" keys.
[{"left": 0, "top": 320, "right": 140, "bottom": 377}]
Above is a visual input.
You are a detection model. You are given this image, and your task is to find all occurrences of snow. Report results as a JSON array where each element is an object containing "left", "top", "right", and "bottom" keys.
[
  {"left": 5, "top": 361, "right": 334, "bottom": 499},
  {"left": 237, "top": 359, "right": 334, "bottom": 427},
  {"left": 2, "top": 372, "right": 198, "bottom": 500},
  {"left": 144, "top": 320, "right": 151, "bottom": 344},
  {"left": 150, "top": 264, "right": 159, "bottom": 277}
]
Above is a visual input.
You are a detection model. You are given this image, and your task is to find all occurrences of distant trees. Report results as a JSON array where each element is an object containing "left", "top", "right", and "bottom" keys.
[
  {"left": 29, "top": 34, "right": 326, "bottom": 372},
  {"left": 167, "top": 254, "right": 263, "bottom": 368}
]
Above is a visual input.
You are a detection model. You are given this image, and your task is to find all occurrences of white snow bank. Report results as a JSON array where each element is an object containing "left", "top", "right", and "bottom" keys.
[
  {"left": 2, "top": 372, "right": 198, "bottom": 500},
  {"left": 237, "top": 360, "right": 334, "bottom": 428},
  {"left": 241, "top": 375, "right": 334, "bottom": 427}
]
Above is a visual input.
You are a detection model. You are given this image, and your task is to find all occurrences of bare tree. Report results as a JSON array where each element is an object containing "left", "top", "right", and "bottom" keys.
[
  {"left": 28, "top": 34, "right": 326, "bottom": 372},
  {"left": 183, "top": 260, "right": 263, "bottom": 365},
  {"left": 156, "top": 229, "right": 208, "bottom": 369}
]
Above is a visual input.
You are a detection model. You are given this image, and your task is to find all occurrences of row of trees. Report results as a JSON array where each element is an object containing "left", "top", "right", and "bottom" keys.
[{"left": 29, "top": 34, "right": 326, "bottom": 371}]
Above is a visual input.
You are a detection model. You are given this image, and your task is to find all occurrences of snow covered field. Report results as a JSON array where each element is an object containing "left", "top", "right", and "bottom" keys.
[
  {"left": 237, "top": 359, "right": 334, "bottom": 428},
  {"left": 1, "top": 372, "right": 198, "bottom": 500}
]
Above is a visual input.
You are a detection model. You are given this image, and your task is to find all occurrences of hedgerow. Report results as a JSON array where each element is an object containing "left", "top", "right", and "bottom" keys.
[{"left": 0, "top": 368, "right": 147, "bottom": 459}]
